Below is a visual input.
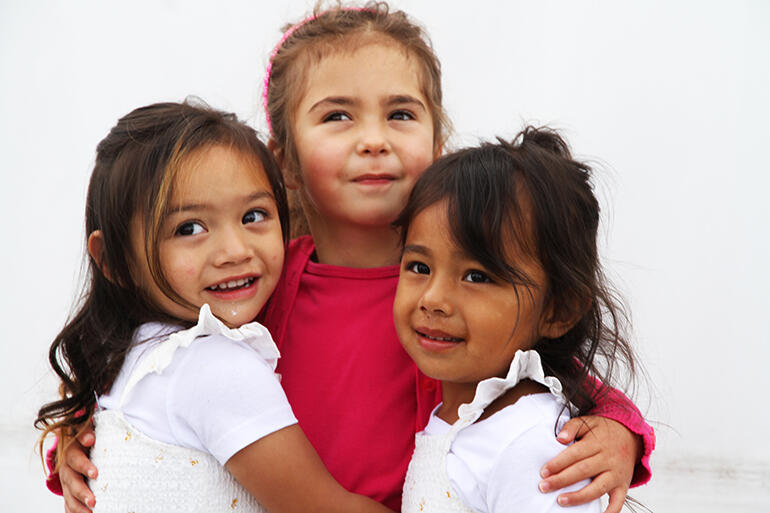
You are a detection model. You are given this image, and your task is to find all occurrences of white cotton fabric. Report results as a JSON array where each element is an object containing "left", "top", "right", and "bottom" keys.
[
  {"left": 97, "top": 304, "right": 296, "bottom": 465},
  {"left": 90, "top": 410, "right": 265, "bottom": 512},
  {"left": 402, "top": 350, "right": 601, "bottom": 513},
  {"left": 90, "top": 305, "right": 295, "bottom": 512}
]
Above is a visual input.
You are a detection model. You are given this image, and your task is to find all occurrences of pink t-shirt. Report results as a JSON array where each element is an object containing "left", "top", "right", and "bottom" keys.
[{"left": 262, "top": 236, "right": 435, "bottom": 510}]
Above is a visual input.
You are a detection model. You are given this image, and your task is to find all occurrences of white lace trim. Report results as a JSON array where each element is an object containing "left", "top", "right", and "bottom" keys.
[
  {"left": 120, "top": 304, "right": 280, "bottom": 408},
  {"left": 456, "top": 350, "right": 569, "bottom": 424}
]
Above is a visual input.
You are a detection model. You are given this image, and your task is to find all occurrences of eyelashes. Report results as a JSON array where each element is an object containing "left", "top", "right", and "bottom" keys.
[
  {"left": 405, "top": 261, "right": 430, "bottom": 274},
  {"left": 320, "top": 109, "right": 417, "bottom": 123},
  {"left": 322, "top": 111, "right": 352, "bottom": 122},
  {"left": 462, "top": 270, "right": 492, "bottom": 283},
  {"left": 404, "top": 260, "right": 493, "bottom": 284},
  {"left": 173, "top": 208, "right": 271, "bottom": 238},
  {"left": 242, "top": 208, "right": 268, "bottom": 224},
  {"left": 175, "top": 221, "right": 205, "bottom": 237}
]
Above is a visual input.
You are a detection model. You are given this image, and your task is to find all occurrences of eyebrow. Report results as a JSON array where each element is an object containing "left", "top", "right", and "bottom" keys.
[
  {"left": 403, "top": 243, "right": 470, "bottom": 260},
  {"left": 385, "top": 95, "right": 426, "bottom": 112},
  {"left": 402, "top": 244, "right": 431, "bottom": 256},
  {"left": 168, "top": 191, "right": 274, "bottom": 214},
  {"left": 308, "top": 96, "right": 355, "bottom": 114},
  {"left": 307, "top": 94, "right": 427, "bottom": 114}
]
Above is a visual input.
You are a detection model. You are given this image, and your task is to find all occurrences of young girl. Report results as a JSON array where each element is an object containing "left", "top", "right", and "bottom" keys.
[
  {"left": 36, "top": 101, "right": 393, "bottom": 513},
  {"left": 55, "top": 4, "right": 654, "bottom": 512},
  {"left": 394, "top": 127, "right": 638, "bottom": 512}
]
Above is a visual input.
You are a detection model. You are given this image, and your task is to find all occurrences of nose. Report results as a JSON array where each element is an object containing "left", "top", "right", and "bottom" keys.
[
  {"left": 418, "top": 277, "right": 454, "bottom": 317},
  {"left": 356, "top": 119, "right": 391, "bottom": 155},
  {"left": 213, "top": 226, "right": 253, "bottom": 267}
]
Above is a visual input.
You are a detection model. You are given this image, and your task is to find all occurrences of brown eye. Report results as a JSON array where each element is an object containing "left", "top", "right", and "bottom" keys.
[
  {"left": 176, "top": 221, "right": 205, "bottom": 236},
  {"left": 242, "top": 209, "right": 267, "bottom": 224},
  {"left": 389, "top": 110, "right": 415, "bottom": 121},
  {"left": 323, "top": 112, "right": 352, "bottom": 122},
  {"left": 406, "top": 261, "right": 430, "bottom": 275},
  {"left": 463, "top": 270, "right": 491, "bottom": 283}
]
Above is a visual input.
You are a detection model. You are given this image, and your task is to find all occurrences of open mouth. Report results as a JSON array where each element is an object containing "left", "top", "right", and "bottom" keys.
[
  {"left": 415, "top": 329, "right": 464, "bottom": 343},
  {"left": 206, "top": 277, "right": 256, "bottom": 292}
]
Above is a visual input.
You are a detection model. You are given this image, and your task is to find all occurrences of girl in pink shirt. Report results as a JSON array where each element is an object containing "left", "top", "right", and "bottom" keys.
[{"left": 55, "top": 4, "right": 653, "bottom": 512}]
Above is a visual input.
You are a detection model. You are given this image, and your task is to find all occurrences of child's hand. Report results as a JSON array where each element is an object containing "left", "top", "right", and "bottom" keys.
[
  {"left": 60, "top": 428, "right": 97, "bottom": 513},
  {"left": 538, "top": 416, "right": 641, "bottom": 513}
]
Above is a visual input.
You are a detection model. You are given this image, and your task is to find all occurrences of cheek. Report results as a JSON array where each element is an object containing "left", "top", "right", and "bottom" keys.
[
  {"left": 403, "top": 147, "right": 434, "bottom": 179},
  {"left": 299, "top": 158, "right": 337, "bottom": 202},
  {"left": 163, "top": 259, "right": 199, "bottom": 287},
  {"left": 393, "top": 282, "right": 417, "bottom": 323},
  {"left": 299, "top": 139, "right": 343, "bottom": 180}
]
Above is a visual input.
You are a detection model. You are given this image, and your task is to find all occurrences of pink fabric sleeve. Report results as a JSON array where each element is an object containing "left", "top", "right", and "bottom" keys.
[
  {"left": 587, "top": 378, "right": 655, "bottom": 487},
  {"left": 45, "top": 437, "right": 63, "bottom": 495}
]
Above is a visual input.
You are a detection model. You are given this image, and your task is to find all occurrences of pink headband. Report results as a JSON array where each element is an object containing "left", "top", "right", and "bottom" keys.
[{"left": 262, "top": 7, "right": 368, "bottom": 136}]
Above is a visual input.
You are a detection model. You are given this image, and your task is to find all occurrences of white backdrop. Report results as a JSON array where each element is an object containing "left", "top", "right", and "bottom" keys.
[{"left": 2, "top": 1, "right": 768, "bottom": 511}]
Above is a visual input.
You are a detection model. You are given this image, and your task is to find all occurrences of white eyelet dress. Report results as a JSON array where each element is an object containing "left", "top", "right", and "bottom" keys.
[
  {"left": 89, "top": 305, "right": 282, "bottom": 513},
  {"left": 402, "top": 350, "right": 572, "bottom": 513}
]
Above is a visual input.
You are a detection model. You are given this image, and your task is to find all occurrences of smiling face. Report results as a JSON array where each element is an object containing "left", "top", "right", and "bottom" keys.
[
  {"left": 130, "top": 145, "right": 285, "bottom": 328},
  {"left": 393, "top": 201, "right": 553, "bottom": 389},
  {"left": 290, "top": 42, "right": 437, "bottom": 230}
]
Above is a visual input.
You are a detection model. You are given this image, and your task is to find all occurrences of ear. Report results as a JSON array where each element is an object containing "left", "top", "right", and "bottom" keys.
[
  {"left": 538, "top": 297, "right": 588, "bottom": 340},
  {"left": 87, "top": 230, "right": 113, "bottom": 282},
  {"left": 267, "top": 138, "right": 284, "bottom": 168},
  {"left": 268, "top": 138, "right": 301, "bottom": 190},
  {"left": 433, "top": 139, "right": 444, "bottom": 161}
]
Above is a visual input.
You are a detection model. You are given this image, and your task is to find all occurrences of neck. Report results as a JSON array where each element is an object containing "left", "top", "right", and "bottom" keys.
[
  {"left": 307, "top": 217, "right": 403, "bottom": 268},
  {"left": 437, "top": 381, "right": 478, "bottom": 424},
  {"left": 437, "top": 379, "right": 547, "bottom": 425}
]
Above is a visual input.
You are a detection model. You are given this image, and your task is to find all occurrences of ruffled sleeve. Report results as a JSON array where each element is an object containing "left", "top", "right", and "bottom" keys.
[
  {"left": 457, "top": 350, "right": 570, "bottom": 425},
  {"left": 119, "top": 304, "right": 281, "bottom": 408}
]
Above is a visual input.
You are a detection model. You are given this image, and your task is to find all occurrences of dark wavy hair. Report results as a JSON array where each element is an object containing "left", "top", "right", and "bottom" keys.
[
  {"left": 35, "top": 100, "right": 289, "bottom": 466},
  {"left": 394, "top": 126, "right": 636, "bottom": 416}
]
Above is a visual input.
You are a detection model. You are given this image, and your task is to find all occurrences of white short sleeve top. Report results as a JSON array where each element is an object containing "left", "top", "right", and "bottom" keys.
[{"left": 97, "top": 305, "right": 297, "bottom": 465}]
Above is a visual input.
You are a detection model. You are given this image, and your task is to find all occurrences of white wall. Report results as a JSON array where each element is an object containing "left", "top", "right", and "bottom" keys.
[{"left": 2, "top": 1, "right": 768, "bottom": 511}]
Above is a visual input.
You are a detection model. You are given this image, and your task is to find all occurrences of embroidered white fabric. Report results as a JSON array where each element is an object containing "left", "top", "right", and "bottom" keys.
[
  {"left": 90, "top": 305, "right": 290, "bottom": 512},
  {"left": 402, "top": 350, "right": 599, "bottom": 513}
]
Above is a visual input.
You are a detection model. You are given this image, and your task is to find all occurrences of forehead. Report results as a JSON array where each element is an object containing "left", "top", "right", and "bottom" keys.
[
  {"left": 171, "top": 145, "right": 271, "bottom": 199},
  {"left": 299, "top": 41, "right": 425, "bottom": 101},
  {"left": 406, "top": 192, "right": 539, "bottom": 265},
  {"left": 404, "top": 201, "right": 453, "bottom": 247}
]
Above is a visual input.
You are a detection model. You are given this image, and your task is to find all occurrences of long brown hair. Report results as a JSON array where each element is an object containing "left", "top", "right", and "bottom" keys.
[
  {"left": 265, "top": 1, "right": 450, "bottom": 237},
  {"left": 35, "top": 100, "right": 289, "bottom": 467},
  {"left": 395, "top": 127, "right": 637, "bottom": 416}
]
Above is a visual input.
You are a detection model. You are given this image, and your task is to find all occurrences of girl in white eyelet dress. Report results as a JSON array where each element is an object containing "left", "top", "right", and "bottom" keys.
[
  {"left": 394, "top": 128, "right": 640, "bottom": 512},
  {"left": 36, "top": 101, "right": 393, "bottom": 513},
  {"left": 90, "top": 306, "right": 286, "bottom": 512}
]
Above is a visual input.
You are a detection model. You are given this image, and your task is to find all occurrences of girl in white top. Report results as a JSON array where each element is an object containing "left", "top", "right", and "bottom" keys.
[
  {"left": 393, "top": 127, "right": 639, "bottom": 512},
  {"left": 36, "top": 101, "right": 393, "bottom": 513}
]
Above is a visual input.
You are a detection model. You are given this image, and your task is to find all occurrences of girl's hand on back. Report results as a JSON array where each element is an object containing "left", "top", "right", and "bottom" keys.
[
  {"left": 60, "top": 428, "right": 97, "bottom": 513},
  {"left": 538, "top": 416, "right": 641, "bottom": 513}
]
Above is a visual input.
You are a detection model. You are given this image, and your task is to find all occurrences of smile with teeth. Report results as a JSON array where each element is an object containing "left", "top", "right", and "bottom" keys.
[
  {"left": 416, "top": 330, "right": 464, "bottom": 343},
  {"left": 206, "top": 277, "right": 255, "bottom": 291}
]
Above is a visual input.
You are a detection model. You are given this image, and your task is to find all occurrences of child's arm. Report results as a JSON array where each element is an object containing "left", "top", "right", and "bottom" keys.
[
  {"left": 226, "top": 424, "right": 393, "bottom": 513},
  {"left": 539, "top": 385, "right": 654, "bottom": 513}
]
